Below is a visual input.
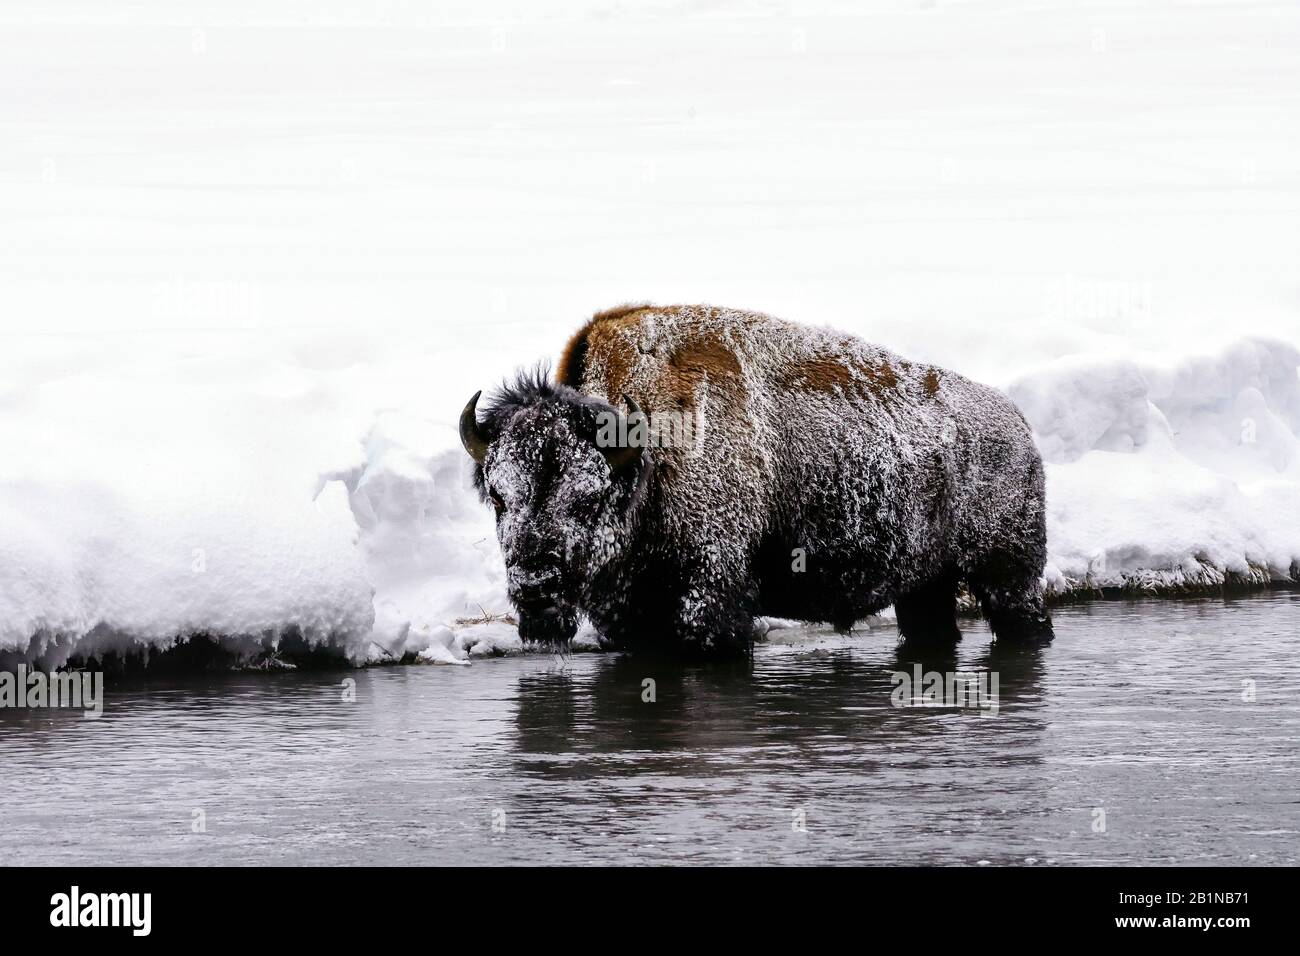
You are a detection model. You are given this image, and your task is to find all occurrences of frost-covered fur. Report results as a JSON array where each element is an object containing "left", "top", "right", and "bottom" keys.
[{"left": 468, "top": 304, "right": 1052, "bottom": 654}]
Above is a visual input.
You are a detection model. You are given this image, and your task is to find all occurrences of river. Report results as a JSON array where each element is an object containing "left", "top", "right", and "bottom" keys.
[{"left": 2, "top": 592, "right": 1297, "bottom": 865}]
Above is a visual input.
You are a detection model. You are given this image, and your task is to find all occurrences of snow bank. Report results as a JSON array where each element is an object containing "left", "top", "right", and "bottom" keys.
[
  {"left": 0, "top": 337, "right": 377, "bottom": 668},
  {"left": 1008, "top": 338, "right": 1300, "bottom": 595},
  {"left": 323, "top": 411, "right": 508, "bottom": 665},
  {"left": 0, "top": 332, "right": 597, "bottom": 667}
]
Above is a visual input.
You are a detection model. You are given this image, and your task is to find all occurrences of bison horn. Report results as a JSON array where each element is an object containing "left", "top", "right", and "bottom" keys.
[
  {"left": 459, "top": 390, "right": 490, "bottom": 464},
  {"left": 602, "top": 393, "right": 646, "bottom": 472}
]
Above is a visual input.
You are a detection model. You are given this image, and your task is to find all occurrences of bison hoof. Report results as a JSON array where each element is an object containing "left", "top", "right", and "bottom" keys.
[{"left": 990, "top": 613, "right": 1054, "bottom": 645}]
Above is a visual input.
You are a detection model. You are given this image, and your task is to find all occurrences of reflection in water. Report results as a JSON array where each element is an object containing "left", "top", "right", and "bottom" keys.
[
  {"left": 1, "top": 592, "right": 1297, "bottom": 865},
  {"left": 514, "top": 639, "right": 1050, "bottom": 773},
  {"left": 509, "top": 632, "right": 1058, "bottom": 863}
]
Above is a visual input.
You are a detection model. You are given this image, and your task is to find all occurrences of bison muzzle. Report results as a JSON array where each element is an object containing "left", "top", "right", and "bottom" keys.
[{"left": 460, "top": 304, "right": 1053, "bottom": 655}]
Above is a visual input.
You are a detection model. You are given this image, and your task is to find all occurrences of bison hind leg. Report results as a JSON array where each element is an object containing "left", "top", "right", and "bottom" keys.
[
  {"left": 970, "top": 575, "right": 1054, "bottom": 645},
  {"left": 894, "top": 574, "right": 962, "bottom": 646}
]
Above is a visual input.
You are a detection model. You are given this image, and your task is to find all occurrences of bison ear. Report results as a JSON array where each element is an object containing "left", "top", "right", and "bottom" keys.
[
  {"left": 459, "top": 390, "right": 490, "bottom": 464},
  {"left": 600, "top": 393, "right": 646, "bottom": 472}
]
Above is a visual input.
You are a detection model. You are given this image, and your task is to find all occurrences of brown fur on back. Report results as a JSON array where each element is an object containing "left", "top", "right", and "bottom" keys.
[
  {"left": 556, "top": 303, "right": 654, "bottom": 390},
  {"left": 557, "top": 303, "right": 940, "bottom": 413},
  {"left": 775, "top": 356, "right": 902, "bottom": 397},
  {"left": 556, "top": 304, "right": 751, "bottom": 414}
]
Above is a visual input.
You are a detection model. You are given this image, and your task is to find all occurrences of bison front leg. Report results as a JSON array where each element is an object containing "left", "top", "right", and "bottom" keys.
[{"left": 672, "top": 561, "right": 759, "bottom": 656}]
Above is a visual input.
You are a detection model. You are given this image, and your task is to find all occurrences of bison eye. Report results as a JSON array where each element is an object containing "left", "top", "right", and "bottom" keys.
[{"left": 489, "top": 489, "right": 506, "bottom": 515}]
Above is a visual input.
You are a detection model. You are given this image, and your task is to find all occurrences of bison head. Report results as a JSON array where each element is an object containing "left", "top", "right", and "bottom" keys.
[{"left": 459, "top": 373, "right": 648, "bottom": 646}]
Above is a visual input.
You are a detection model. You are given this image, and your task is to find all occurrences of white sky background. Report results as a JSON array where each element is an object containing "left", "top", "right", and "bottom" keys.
[{"left": 1, "top": 0, "right": 1297, "bottom": 391}]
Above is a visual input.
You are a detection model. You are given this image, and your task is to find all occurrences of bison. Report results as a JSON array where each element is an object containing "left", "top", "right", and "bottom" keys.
[{"left": 459, "top": 304, "right": 1053, "bottom": 655}]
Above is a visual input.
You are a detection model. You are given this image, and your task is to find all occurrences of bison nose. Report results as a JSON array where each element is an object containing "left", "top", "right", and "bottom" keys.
[{"left": 508, "top": 567, "right": 561, "bottom": 609}]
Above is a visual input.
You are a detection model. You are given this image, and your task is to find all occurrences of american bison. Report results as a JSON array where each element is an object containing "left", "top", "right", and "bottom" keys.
[{"left": 460, "top": 304, "right": 1052, "bottom": 654}]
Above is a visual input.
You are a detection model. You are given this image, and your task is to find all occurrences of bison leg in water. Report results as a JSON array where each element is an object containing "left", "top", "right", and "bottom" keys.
[
  {"left": 893, "top": 574, "right": 962, "bottom": 645},
  {"left": 672, "top": 554, "right": 760, "bottom": 656},
  {"left": 968, "top": 559, "right": 1054, "bottom": 644}
]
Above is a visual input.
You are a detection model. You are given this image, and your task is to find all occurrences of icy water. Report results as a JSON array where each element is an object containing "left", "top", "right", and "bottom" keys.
[{"left": 2, "top": 593, "right": 1298, "bottom": 866}]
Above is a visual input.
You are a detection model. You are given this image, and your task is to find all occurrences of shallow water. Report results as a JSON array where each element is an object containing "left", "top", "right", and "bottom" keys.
[{"left": 2, "top": 592, "right": 1298, "bottom": 866}]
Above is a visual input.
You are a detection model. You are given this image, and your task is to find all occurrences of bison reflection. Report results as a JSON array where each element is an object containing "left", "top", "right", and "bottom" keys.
[
  {"left": 511, "top": 640, "right": 1049, "bottom": 774},
  {"left": 461, "top": 304, "right": 1053, "bottom": 656}
]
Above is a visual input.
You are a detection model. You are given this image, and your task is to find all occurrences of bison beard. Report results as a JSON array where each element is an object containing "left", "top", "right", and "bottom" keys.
[{"left": 460, "top": 304, "right": 1053, "bottom": 656}]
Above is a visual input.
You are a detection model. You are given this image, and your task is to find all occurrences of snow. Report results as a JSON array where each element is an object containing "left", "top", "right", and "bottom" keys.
[
  {"left": 0, "top": 335, "right": 376, "bottom": 666},
  {"left": 1, "top": 0, "right": 1297, "bottom": 664},
  {"left": 1016, "top": 338, "right": 1300, "bottom": 594}
]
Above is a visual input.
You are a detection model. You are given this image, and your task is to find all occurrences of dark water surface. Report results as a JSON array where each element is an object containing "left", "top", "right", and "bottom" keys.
[{"left": 2, "top": 592, "right": 1298, "bottom": 865}]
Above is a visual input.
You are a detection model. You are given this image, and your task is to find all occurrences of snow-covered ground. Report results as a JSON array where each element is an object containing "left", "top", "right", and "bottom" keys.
[{"left": 1, "top": 0, "right": 1297, "bottom": 665}]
